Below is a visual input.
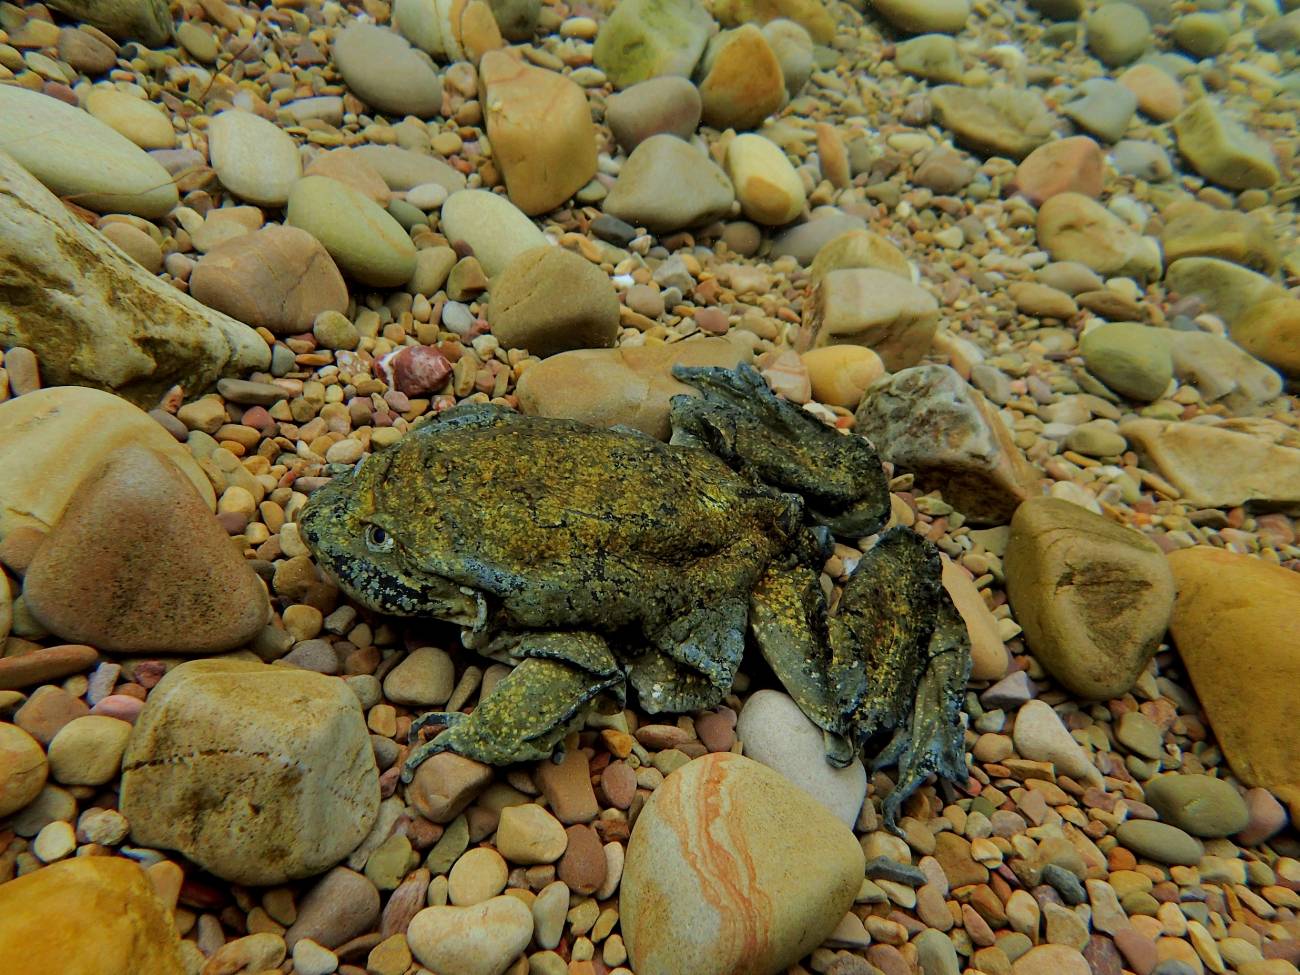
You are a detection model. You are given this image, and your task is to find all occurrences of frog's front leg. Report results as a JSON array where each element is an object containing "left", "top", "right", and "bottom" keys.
[{"left": 400, "top": 631, "right": 624, "bottom": 780}]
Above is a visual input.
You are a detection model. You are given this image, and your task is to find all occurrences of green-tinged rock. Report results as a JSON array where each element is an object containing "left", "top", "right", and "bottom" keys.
[
  {"left": 287, "top": 175, "right": 417, "bottom": 287},
  {"left": 1086, "top": 3, "right": 1151, "bottom": 66},
  {"left": 1173, "top": 12, "right": 1230, "bottom": 58},
  {"left": 713, "top": 0, "right": 836, "bottom": 43},
  {"left": 1173, "top": 99, "right": 1279, "bottom": 191},
  {"left": 1144, "top": 774, "right": 1250, "bottom": 838},
  {"left": 1081, "top": 323, "right": 1172, "bottom": 402},
  {"left": 1160, "top": 198, "right": 1279, "bottom": 273},
  {"left": 1231, "top": 298, "right": 1300, "bottom": 378},
  {"left": 45, "top": 0, "right": 172, "bottom": 46},
  {"left": 1115, "top": 820, "right": 1204, "bottom": 866},
  {"left": 593, "top": 0, "right": 713, "bottom": 89},
  {"left": 895, "top": 33, "right": 963, "bottom": 82},
  {"left": 1164, "top": 257, "right": 1286, "bottom": 326},
  {"left": 871, "top": 0, "right": 970, "bottom": 34},
  {"left": 930, "top": 86, "right": 1056, "bottom": 160},
  {"left": 695, "top": 25, "right": 786, "bottom": 131}
]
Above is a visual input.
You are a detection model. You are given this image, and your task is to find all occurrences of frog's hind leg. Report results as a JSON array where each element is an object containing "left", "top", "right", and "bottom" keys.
[
  {"left": 400, "top": 631, "right": 624, "bottom": 779},
  {"left": 628, "top": 598, "right": 747, "bottom": 715},
  {"left": 831, "top": 527, "right": 972, "bottom": 831},
  {"left": 748, "top": 560, "right": 856, "bottom": 767},
  {"left": 668, "top": 363, "right": 890, "bottom": 537}
]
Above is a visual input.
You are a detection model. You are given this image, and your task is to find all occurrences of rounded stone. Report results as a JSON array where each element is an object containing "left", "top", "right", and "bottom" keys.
[
  {"left": 726, "top": 133, "right": 806, "bottom": 226},
  {"left": 1086, "top": 3, "right": 1151, "bottom": 66},
  {"left": 84, "top": 88, "right": 175, "bottom": 150},
  {"left": 448, "top": 847, "right": 509, "bottom": 906},
  {"left": 332, "top": 23, "right": 443, "bottom": 118},
  {"left": 872, "top": 0, "right": 970, "bottom": 33},
  {"left": 488, "top": 246, "right": 620, "bottom": 357},
  {"left": 735, "top": 689, "right": 867, "bottom": 826},
  {"left": 100, "top": 222, "right": 164, "bottom": 274},
  {"left": 207, "top": 110, "right": 303, "bottom": 208},
  {"left": 285, "top": 867, "right": 382, "bottom": 950},
  {"left": 605, "top": 76, "right": 703, "bottom": 152},
  {"left": 0, "top": 84, "right": 178, "bottom": 218},
  {"left": 1080, "top": 323, "right": 1173, "bottom": 402},
  {"left": 603, "top": 134, "right": 736, "bottom": 235},
  {"left": 1144, "top": 774, "right": 1250, "bottom": 838},
  {"left": 287, "top": 175, "right": 417, "bottom": 287},
  {"left": 46, "top": 715, "right": 132, "bottom": 786},
  {"left": 495, "top": 803, "right": 569, "bottom": 864},
  {"left": 696, "top": 24, "right": 785, "bottom": 131},
  {"left": 439, "top": 189, "right": 547, "bottom": 277},
  {"left": 801, "top": 345, "right": 886, "bottom": 409},
  {"left": 1115, "top": 820, "right": 1204, "bottom": 866},
  {"left": 407, "top": 896, "right": 534, "bottom": 975},
  {"left": 189, "top": 225, "right": 349, "bottom": 336},
  {"left": 1231, "top": 298, "right": 1300, "bottom": 378},
  {"left": 0, "top": 723, "right": 48, "bottom": 817},
  {"left": 383, "top": 646, "right": 455, "bottom": 707}
]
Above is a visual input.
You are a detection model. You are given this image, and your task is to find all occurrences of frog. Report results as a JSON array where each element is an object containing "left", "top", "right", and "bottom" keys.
[{"left": 299, "top": 363, "right": 972, "bottom": 828}]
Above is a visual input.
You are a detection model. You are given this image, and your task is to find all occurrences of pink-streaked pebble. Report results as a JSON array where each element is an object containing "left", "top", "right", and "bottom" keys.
[{"left": 91, "top": 695, "right": 146, "bottom": 723}]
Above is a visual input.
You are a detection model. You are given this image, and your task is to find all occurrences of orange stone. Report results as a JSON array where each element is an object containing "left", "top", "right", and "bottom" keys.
[{"left": 1010, "top": 136, "right": 1104, "bottom": 206}]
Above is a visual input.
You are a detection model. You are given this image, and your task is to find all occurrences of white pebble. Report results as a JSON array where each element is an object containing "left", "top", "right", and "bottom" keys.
[
  {"left": 32, "top": 820, "right": 76, "bottom": 862},
  {"left": 405, "top": 182, "right": 449, "bottom": 211}
]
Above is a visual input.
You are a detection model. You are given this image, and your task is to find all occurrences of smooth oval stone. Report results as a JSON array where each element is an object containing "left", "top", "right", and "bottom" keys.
[
  {"left": 407, "top": 896, "right": 534, "bottom": 975},
  {"left": 439, "top": 189, "right": 546, "bottom": 277},
  {"left": 621, "top": 753, "right": 865, "bottom": 975},
  {"left": 726, "top": 133, "right": 806, "bottom": 226},
  {"left": 1086, "top": 3, "right": 1151, "bottom": 65},
  {"left": 287, "top": 175, "right": 417, "bottom": 287},
  {"left": 605, "top": 76, "right": 702, "bottom": 152},
  {"left": 207, "top": 109, "right": 302, "bottom": 207},
  {"left": 84, "top": 88, "right": 175, "bottom": 150},
  {"left": 872, "top": 0, "right": 970, "bottom": 33},
  {"left": 1172, "top": 99, "right": 1279, "bottom": 191},
  {"left": 603, "top": 134, "right": 735, "bottom": 235},
  {"left": 350, "top": 145, "right": 467, "bottom": 193},
  {"left": 333, "top": 23, "right": 443, "bottom": 118},
  {"left": 1115, "top": 820, "right": 1204, "bottom": 866},
  {"left": 0, "top": 85, "right": 178, "bottom": 217},
  {"left": 1144, "top": 774, "right": 1250, "bottom": 838},
  {"left": 1080, "top": 323, "right": 1172, "bottom": 402}
]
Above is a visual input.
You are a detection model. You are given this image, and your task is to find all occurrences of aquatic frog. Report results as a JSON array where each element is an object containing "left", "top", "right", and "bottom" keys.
[{"left": 300, "top": 364, "right": 971, "bottom": 826}]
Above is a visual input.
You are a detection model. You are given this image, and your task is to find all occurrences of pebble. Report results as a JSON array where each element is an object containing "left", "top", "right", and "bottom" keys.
[
  {"left": 763, "top": 19, "right": 815, "bottom": 94},
  {"left": 207, "top": 109, "right": 302, "bottom": 207},
  {"left": 603, "top": 134, "right": 735, "bottom": 235},
  {"left": 1144, "top": 774, "right": 1250, "bottom": 837},
  {"left": 287, "top": 175, "right": 417, "bottom": 287},
  {"left": 1037, "top": 193, "right": 1159, "bottom": 279},
  {"left": 697, "top": 25, "right": 786, "bottom": 131},
  {"left": 1116, "top": 820, "right": 1205, "bottom": 866},
  {"left": 383, "top": 646, "right": 455, "bottom": 706},
  {"left": 592, "top": 0, "right": 714, "bottom": 89},
  {"left": 488, "top": 245, "right": 620, "bottom": 356},
  {"left": 1086, "top": 3, "right": 1151, "bottom": 65},
  {"left": 1063, "top": 79, "right": 1138, "bottom": 144},
  {"left": 46, "top": 714, "right": 131, "bottom": 786},
  {"left": 726, "top": 133, "right": 807, "bottom": 226},
  {"left": 736, "top": 689, "right": 867, "bottom": 826},
  {"left": 448, "top": 847, "right": 509, "bottom": 905},
  {"left": 332, "top": 23, "right": 443, "bottom": 118},
  {"left": 407, "top": 896, "right": 534, "bottom": 975},
  {"left": 84, "top": 88, "right": 175, "bottom": 149},
  {"left": 1172, "top": 99, "right": 1279, "bottom": 191},
  {"left": 286, "top": 868, "right": 382, "bottom": 949},
  {"left": 495, "top": 803, "right": 568, "bottom": 863},
  {"left": 440, "top": 189, "right": 547, "bottom": 277},
  {"left": 0, "top": 644, "right": 99, "bottom": 691},
  {"left": 0, "top": 722, "right": 48, "bottom": 817},
  {"left": 1012, "top": 699, "right": 1102, "bottom": 786},
  {"left": 872, "top": 0, "right": 971, "bottom": 33},
  {"left": 0, "top": 84, "right": 178, "bottom": 218},
  {"left": 1118, "top": 63, "right": 1185, "bottom": 121},
  {"left": 929, "top": 85, "right": 1055, "bottom": 160}
]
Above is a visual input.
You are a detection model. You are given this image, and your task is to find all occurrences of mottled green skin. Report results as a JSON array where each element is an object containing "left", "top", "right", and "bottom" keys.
[{"left": 301, "top": 365, "right": 970, "bottom": 828}]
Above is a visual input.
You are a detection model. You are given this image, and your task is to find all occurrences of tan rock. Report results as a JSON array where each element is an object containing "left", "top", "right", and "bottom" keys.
[
  {"left": 930, "top": 86, "right": 1055, "bottom": 160},
  {"left": 46, "top": 714, "right": 132, "bottom": 786},
  {"left": 1160, "top": 197, "right": 1278, "bottom": 274},
  {"left": 22, "top": 445, "right": 269, "bottom": 654},
  {"left": 0, "top": 151, "right": 268, "bottom": 407},
  {"left": 479, "top": 51, "right": 597, "bottom": 216},
  {"left": 798, "top": 268, "right": 939, "bottom": 371},
  {"left": 621, "top": 753, "right": 864, "bottom": 975},
  {"left": 189, "top": 225, "right": 350, "bottom": 336},
  {"left": 0, "top": 857, "right": 186, "bottom": 975},
  {"left": 303, "top": 147, "right": 392, "bottom": 204},
  {"left": 100, "top": 221, "right": 164, "bottom": 274},
  {"left": 808, "top": 229, "right": 911, "bottom": 286},
  {"left": 1165, "top": 257, "right": 1286, "bottom": 328},
  {"left": 0, "top": 722, "right": 47, "bottom": 817},
  {"left": 696, "top": 25, "right": 785, "bottom": 131},
  {"left": 0, "top": 386, "right": 215, "bottom": 543},
  {"left": 713, "top": 0, "right": 836, "bottom": 42},
  {"left": 494, "top": 803, "right": 569, "bottom": 864},
  {"left": 85, "top": 88, "right": 175, "bottom": 149},
  {"left": 515, "top": 337, "right": 750, "bottom": 440},
  {"left": 1037, "top": 193, "right": 1161, "bottom": 279},
  {"left": 409, "top": 750, "right": 494, "bottom": 824},
  {"left": 942, "top": 557, "right": 1009, "bottom": 682},
  {"left": 1005, "top": 497, "right": 1175, "bottom": 700},
  {"left": 120, "top": 658, "right": 380, "bottom": 885},
  {"left": 395, "top": 0, "right": 504, "bottom": 63},
  {"left": 1230, "top": 297, "right": 1300, "bottom": 378},
  {"left": 488, "top": 246, "right": 619, "bottom": 357},
  {"left": 1121, "top": 418, "right": 1300, "bottom": 509},
  {"left": 1118, "top": 64, "right": 1185, "bottom": 121},
  {"left": 1168, "top": 547, "right": 1300, "bottom": 819},
  {"left": 1173, "top": 99, "right": 1279, "bottom": 191},
  {"left": 855, "top": 365, "right": 1040, "bottom": 524},
  {"left": 801, "top": 345, "right": 885, "bottom": 409},
  {"left": 1010, "top": 137, "right": 1104, "bottom": 206},
  {"left": 726, "top": 133, "right": 806, "bottom": 226},
  {"left": 408, "top": 896, "right": 533, "bottom": 975}
]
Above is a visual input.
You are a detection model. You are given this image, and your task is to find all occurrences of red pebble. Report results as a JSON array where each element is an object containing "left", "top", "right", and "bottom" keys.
[
  {"left": 90, "top": 694, "right": 145, "bottom": 723},
  {"left": 388, "top": 346, "right": 451, "bottom": 396}
]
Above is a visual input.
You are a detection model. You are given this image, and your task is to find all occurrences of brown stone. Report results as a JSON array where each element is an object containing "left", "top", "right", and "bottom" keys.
[
  {"left": 479, "top": 51, "right": 597, "bottom": 215},
  {"left": 409, "top": 750, "right": 494, "bottom": 824},
  {"left": 1167, "top": 547, "right": 1300, "bottom": 819},
  {"left": 1230, "top": 297, "right": 1300, "bottom": 378},
  {"left": 0, "top": 721, "right": 47, "bottom": 817},
  {"left": 536, "top": 748, "right": 599, "bottom": 824},
  {"left": 1010, "top": 137, "right": 1105, "bottom": 206},
  {"left": 799, "top": 268, "right": 939, "bottom": 370},
  {"left": 1036, "top": 193, "right": 1160, "bottom": 279},
  {"left": 22, "top": 446, "right": 270, "bottom": 655},
  {"left": 0, "top": 644, "right": 99, "bottom": 691},
  {"left": 14, "top": 685, "right": 91, "bottom": 745},
  {"left": 1118, "top": 64, "right": 1185, "bottom": 121},
  {"left": 696, "top": 25, "right": 786, "bottom": 131},
  {"left": 488, "top": 246, "right": 620, "bottom": 357},
  {"left": 0, "top": 857, "right": 186, "bottom": 975},
  {"left": 303, "top": 147, "right": 391, "bottom": 204},
  {"left": 189, "top": 225, "right": 350, "bottom": 336},
  {"left": 557, "top": 823, "right": 606, "bottom": 895}
]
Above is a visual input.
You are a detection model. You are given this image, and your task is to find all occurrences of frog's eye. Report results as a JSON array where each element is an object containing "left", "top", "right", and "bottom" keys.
[{"left": 365, "top": 524, "right": 396, "bottom": 553}]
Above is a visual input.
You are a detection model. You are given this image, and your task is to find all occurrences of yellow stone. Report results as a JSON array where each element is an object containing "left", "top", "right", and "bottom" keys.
[{"left": 1230, "top": 297, "right": 1300, "bottom": 378}]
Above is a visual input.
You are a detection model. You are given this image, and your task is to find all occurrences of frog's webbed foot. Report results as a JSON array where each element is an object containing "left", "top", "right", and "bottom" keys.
[
  {"left": 628, "top": 598, "right": 746, "bottom": 714},
  {"left": 668, "top": 364, "right": 890, "bottom": 538},
  {"left": 400, "top": 632, "right": 624, "bottom": 780},
  {"left": 830, "top": 527, "right": 971, "bottom": 832}
]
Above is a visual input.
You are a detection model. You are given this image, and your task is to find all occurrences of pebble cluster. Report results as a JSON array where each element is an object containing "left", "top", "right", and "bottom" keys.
[{"left": 0, "top": 0, "right": 1299, "bottom": 973}]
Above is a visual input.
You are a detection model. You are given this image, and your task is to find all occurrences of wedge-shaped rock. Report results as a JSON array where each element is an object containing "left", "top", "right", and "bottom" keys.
[
  {"left": 855, "top": 365, "right": 1039, "bottom": 524},
  {"left": 1173, "top": 99, "right": 1278, "bottom": 191},
  {"left": 1005, "top": 497, "right": 1174, "bottom": 701},
  {"left": 121, "top": 658, "right": 380, "bottom": 885},
  {"left": 0, "top": 152, "right": 268, "bottom": 407},
  {"left": 621, "top": 753, "right": 864, "bottom": 975},
  {"left": 23, "top": 445, "right": 268, "bottom": 654},
  {"left": 603, "top": 135, "right": 735, "bottom": 235},
  {"left": 798, "top": 268, "right": 938, "bottom": 370}
]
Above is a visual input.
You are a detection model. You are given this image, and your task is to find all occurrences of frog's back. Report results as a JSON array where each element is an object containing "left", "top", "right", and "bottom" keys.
[{"left": 376, "top": 411, "right": 790, "bottom": 626}]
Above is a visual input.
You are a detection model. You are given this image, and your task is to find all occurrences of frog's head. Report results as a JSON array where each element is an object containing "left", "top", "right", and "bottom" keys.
[{"left": 298, "top": 450, "right": 487, "bottom": 628}]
